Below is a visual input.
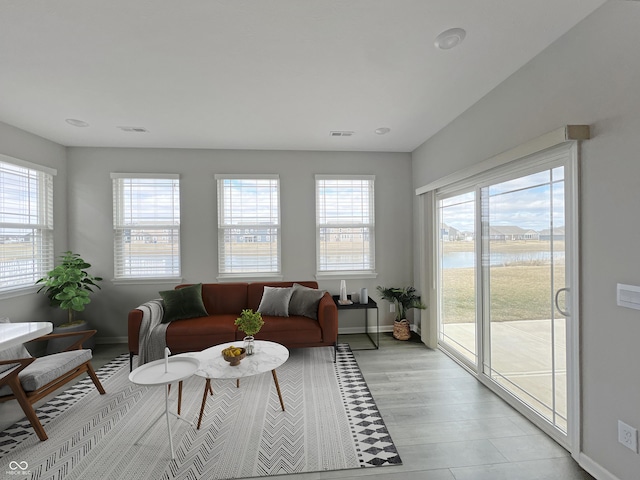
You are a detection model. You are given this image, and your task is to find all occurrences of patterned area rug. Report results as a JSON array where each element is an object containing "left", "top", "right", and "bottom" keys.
[{"left": 0, "top": 344, "right": 400, "bottom": 479}]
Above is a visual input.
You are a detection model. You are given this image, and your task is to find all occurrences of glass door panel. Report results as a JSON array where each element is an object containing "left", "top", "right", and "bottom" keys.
[
  {"left": 438, "top": 191, "right": 476, "bottom": 365},
  {"left": 483, "top": 168, "right": 567, "bottom": 432}
]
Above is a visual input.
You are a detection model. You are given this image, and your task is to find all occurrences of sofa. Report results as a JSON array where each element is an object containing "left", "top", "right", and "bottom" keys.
[{"left": 128, "top": 281, "right": 338, "bottom": 368}]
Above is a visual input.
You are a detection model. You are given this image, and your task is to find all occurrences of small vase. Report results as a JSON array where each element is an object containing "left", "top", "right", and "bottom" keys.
[{"left": 243, "top": 335, "right": 255, "bottom": 355}]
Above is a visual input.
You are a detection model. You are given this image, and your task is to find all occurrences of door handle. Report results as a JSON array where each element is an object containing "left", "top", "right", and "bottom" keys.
[{"left": 555, "top": 287, "right": 569, "bottom": 316}]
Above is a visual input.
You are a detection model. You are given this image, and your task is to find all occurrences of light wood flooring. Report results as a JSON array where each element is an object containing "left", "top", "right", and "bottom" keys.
[{"left": 1, "top": 334, "right": 593, "bottom": 479}]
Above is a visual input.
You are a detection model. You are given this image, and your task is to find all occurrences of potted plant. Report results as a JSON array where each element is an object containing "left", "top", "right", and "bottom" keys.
[
  {"left": 36, "top": 251, "right": 102, "bottom": 326},
  {"left": 235, "top": 309, "right": 264, "bottom": 355},
  {"left": 376, "top": 286, "right": 426, "bottom": 340}
]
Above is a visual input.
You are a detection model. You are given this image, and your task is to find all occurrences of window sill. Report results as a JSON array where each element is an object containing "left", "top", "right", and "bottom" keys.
[
  {"left": 216, "top": 274, "right": 284, "bottom": 283},
  {"left": 111, "top": 277, "right": 183, "bottom": 286},
  {"left": 0, "top": 285, "right": 39, "bottom": 300},
  {"left": 315, "top": 272, "right": 378, "bottom": 280}
]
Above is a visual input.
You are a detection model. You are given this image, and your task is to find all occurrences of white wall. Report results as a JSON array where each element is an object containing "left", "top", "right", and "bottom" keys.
[
  {"left": 411, "top": 2, "right": 640, "bottom": 479},
  {"left": 66, "top": 147, "right": 412, "bottom": 340},
  {"left": 0, "top": 121, "right": 68, "bottom": 323}
]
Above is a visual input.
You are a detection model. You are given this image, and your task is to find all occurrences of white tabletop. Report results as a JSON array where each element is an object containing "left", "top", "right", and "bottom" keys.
[
  {"left": 179, "top": 340, "right": 289, "bottom": 380},
  {"left": 129, "top": 356, "right": 200, "bottom": 386},
  {"left": 0, "top": 321, "right": 53, "bottom": 351}
]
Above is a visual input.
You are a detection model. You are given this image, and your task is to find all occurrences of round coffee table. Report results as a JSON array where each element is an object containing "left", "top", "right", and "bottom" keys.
[{"left": 178, "top": 340, "right": 289, "bottom": 429}]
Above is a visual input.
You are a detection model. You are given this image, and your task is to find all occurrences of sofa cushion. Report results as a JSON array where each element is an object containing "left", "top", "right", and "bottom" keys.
[
  {"left": 289, "top": 283, "right": 325, "bottom": 320},
  {"left": 257, "top": 286, "right": 294, "bottom": 317},
  {"left": 246, "top": 315, "right": 323, "bottom": 344},
  {"left": 166, "top": 315, "right": 238, "bottom": 353},
  {"left": 160, "top": 283, "right": 208, "bottom": 323}
]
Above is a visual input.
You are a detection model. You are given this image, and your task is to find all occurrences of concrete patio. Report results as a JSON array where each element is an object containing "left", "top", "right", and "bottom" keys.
[{"left": 442, "top": 319, "right": 567, "bottom": 431}]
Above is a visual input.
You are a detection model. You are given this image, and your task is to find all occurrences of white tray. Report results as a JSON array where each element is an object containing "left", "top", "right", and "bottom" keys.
[{"left": 129, "top": 356, "right": 200, "bottom": 386}]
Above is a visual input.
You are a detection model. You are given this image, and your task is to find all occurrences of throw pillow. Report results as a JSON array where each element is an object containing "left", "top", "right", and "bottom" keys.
[
  {"left": 257, "top": 286, "right": 294, "bottom": 317},
  {"left": 289, "top": 283, "right": 325, "bottom": 320},
  {"left": 159, "top": 283, "right": 208, "bottom": 323}
]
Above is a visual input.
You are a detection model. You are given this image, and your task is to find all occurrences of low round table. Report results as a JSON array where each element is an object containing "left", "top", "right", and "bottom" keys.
[
  {"left": 128, "top": 356, "right": 200, "bottom": 459},
  {"left": 178, "top": 340, "right": 289, "bottom": 429}
]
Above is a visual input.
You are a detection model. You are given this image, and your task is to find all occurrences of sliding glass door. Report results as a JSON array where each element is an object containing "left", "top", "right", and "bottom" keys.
[
  {"left": 436, "top": 145, "right": 576, "bottom": 443},
  {"left": 438, "top": 191, "right": 477, "bottom": 366}
]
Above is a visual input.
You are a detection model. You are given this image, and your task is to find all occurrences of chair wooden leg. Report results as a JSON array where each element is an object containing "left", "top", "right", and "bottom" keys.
[
  {"left": 178, "top": 381, "right": 183, "bottom": 415},
  {"left": 86, "top": 362, "right": 106, "bottom": 394},
  {"left": 7, "top": 377, "right": 48, "bottom": 441}
]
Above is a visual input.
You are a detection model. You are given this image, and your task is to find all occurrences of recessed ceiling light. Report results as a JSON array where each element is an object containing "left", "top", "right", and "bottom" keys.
[
  {"left": 434, "top": 28, "right": 466, "bottom": 50},
  {"left": 375, "top": 127, "right": 391, "bottom": 135},
  {"left": 65, "top": 118, "right": 89, "bottom": 127}
]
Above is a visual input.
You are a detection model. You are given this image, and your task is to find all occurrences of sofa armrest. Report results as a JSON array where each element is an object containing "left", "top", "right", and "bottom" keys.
[
  {"left": 128, "top": 309, "right": 143, "bottom": 354},
  {"left": 317, "top": 292, "right": 338, "bottom": 344}
]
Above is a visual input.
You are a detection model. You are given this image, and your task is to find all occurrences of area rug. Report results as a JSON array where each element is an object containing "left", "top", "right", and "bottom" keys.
[{"left": 0, "top": 344, "right": 400, "bottom": 479}]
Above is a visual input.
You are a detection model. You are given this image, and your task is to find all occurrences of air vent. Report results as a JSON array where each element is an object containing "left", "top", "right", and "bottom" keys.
[
  {"left": 330, "top": 131, "right": 354, "bottom": 137},
  {"left": 117, "top": 126, "right": 148, "bottom": 133}
]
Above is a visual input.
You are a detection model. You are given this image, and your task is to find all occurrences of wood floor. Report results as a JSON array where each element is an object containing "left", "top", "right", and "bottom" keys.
[{"left": 1, "top": 334, "right": 593, "bottom": 479}]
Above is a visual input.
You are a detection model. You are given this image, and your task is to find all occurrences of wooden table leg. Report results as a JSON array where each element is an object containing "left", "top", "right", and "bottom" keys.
[
  {"left": 271, "top": 369, "right": 285, "bottom": 411},
  {"left": 197, "top": 378, "right": 212, "bottom": 430}
]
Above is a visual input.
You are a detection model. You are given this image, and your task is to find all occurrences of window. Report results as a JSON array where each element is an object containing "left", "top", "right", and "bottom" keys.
[
  {"left": 216, "top": 175, "right": 280, "bottom": 276},
  {"left": 0, "top": 156, "right": 54, "bottom": 293},
  {"left": 112, "top": 174, "right": 180, "bottom": 279},
  {"left": 316, "top": 175, "right": 375, "bottom": 275}
]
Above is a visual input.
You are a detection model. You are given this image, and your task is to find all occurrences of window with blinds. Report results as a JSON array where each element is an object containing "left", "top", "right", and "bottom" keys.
[
  {"left": 316, "top": 175, "right": 375, "bottom": 274},
  {"left": 0, "top": 158, "right": 54, "bottom": 293},
  {"left": 216, "top": 175, "right": 280, "bottom": 275},
  {"left": 112, "top": 174, "right": 180, "bottom": 279}
]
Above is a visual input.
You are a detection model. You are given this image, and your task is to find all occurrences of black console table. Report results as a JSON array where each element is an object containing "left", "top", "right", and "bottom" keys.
[{"left": 332, "top": 295, "right": 379, "bottom": 350}]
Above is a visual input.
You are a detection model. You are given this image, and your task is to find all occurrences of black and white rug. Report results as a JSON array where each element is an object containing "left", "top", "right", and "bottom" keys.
[{"left": 0, "top": 344, "right": 400, "bottom": 479}]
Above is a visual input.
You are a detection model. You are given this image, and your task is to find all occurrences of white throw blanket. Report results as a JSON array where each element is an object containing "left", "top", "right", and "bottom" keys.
[{"left": 136, "top": 299, "right": 169, "bottom": 365}]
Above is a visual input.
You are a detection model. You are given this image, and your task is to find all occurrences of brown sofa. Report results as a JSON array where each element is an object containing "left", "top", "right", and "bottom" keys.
[{"left": 128, "top": 281, "right": 338, "bottom": 368}]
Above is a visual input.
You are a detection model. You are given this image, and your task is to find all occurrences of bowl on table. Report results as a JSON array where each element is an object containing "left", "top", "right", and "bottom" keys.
[{"left": 222, "top": 346, "right": 246, "bottom": 366}]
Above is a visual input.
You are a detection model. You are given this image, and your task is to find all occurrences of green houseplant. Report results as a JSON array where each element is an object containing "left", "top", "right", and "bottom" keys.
[
  {"left": 376, "top": 286, "right": 426, "bottom": 340},
  {"left": 235, "top": 309, "right": 264, "bottom": 355},
  {"left": 36, "top": 251, "right": 103, "bottom": 326}
]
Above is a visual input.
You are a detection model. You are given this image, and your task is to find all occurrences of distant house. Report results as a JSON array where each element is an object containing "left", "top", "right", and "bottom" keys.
[
  {"left": 488, "top": 226, "right": 539, "bottom": 241},
  {"left": 440, "top": 223, "right": 463, "bottom": 241},
  {"left": 538, "top": 226, "right": 565, "bottom": 241}
]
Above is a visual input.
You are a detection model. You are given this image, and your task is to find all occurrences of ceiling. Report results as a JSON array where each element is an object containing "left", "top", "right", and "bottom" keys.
[{"left": 0, "top": 0, "right": 607, "bottom": 152}]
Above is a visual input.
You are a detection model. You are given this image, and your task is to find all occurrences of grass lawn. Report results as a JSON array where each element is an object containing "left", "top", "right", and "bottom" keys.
[{"left": 442, "top": 264, "right": 566, "bottom": 323}]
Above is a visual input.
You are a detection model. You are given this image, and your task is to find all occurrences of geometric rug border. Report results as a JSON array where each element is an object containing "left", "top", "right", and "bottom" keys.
[{"left": 335, "top": 343, "right": 402, "bottom": 468}]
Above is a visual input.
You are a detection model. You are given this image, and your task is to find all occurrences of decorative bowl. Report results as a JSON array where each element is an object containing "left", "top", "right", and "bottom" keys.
[{"left": 222, "top": 347, "right": 246, "bottom": 366}]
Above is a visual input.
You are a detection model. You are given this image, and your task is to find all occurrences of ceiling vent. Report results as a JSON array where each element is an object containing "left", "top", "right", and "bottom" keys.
[
  {"left": 330, "top": 130, "right": 354, "bottom": 137},
  {"left": 117, "top": 126, "right": 148, "bottom": 133}
]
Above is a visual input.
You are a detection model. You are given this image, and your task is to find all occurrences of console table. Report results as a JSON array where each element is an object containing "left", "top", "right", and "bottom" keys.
[{"left": 332, "top": 295, "right": 379, "bottom": 350}]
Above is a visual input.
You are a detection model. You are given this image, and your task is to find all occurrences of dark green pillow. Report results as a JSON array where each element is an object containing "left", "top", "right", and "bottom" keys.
[{"left": 159, "top": 283, "right": 208, "bottom": 323}]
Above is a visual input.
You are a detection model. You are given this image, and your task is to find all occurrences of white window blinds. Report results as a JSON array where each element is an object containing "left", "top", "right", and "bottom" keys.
[
  {"left": 112, "top": 174, "right": 180, "bottom": 279},
  {"left": 316, "top": 175, "right": 375, "bottom": 273},
  {"left": 216, "top": 175, "right": 280, "bottom": 275},
  {"left": 0, "top": 158, "right": 54, "bottom": 292}
]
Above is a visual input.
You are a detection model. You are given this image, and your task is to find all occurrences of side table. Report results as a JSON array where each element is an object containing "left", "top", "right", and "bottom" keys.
[
  {"left": 129, "top": 356, "right": 200, "bottom": 459},
  {"left": 332, "top": 295, "right": 379, "bottom": 350}
]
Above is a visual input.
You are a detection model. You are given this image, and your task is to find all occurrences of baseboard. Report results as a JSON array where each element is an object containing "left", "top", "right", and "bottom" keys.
[
  {"left": 578, "top": 453, "right": 621, "bottom": 480},
  {"left": 95, "top": 336, "right": 128, "bottom": 345},
  {"left": 101, "top": 329, "right": 398, "bottom": 344},
  {"left": 338, "top": 325, "right": 394, "bottom": 335}
]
